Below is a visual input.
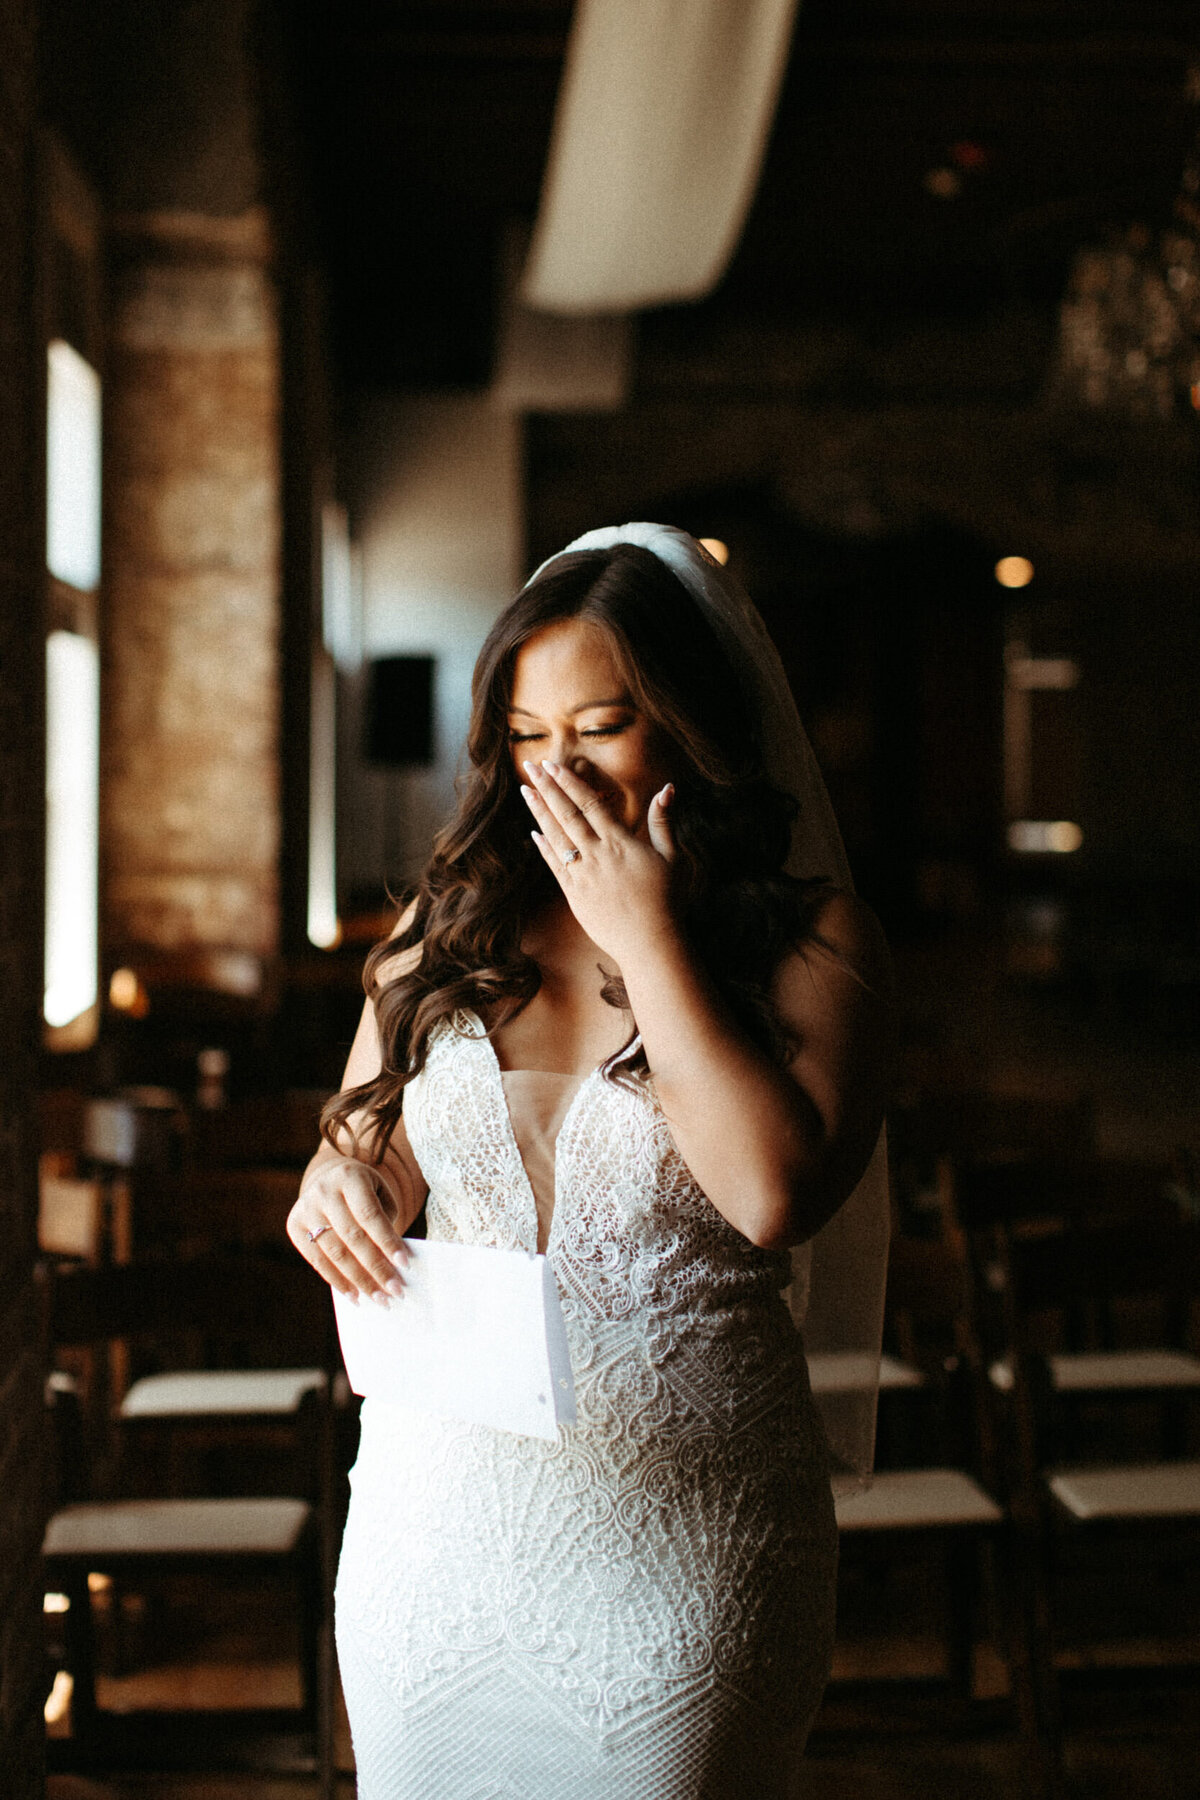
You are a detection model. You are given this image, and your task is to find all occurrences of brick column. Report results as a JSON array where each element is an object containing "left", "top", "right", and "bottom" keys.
[
  {"left": 102, "top": 208, "right": 281, "bottom": 985},
  {"left": 0, "top": 0, "right": 50, "bottom": 1789}
]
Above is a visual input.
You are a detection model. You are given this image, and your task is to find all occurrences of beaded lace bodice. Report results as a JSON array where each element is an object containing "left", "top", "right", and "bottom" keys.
[{"left": 335, "top": 1010, "right": 837, "bottom": 1799}]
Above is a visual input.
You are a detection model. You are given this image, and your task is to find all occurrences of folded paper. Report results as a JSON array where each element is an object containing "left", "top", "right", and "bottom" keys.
[{"left": 333, "top": 1239, "right": 576, "bottom": 1440}]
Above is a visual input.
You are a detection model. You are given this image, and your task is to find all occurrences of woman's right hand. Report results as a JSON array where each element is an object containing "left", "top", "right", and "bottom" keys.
[{"left": 287, "top": 1155, "right": 415, "bottom": 1307}]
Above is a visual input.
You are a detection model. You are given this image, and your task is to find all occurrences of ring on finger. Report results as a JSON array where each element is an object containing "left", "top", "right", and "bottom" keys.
[
  {"left": 562, "top": 847, "right": 582, "bottom": 867},
  {"left": 306, "top": 1223, "right": 332, "bottom": 1243}
]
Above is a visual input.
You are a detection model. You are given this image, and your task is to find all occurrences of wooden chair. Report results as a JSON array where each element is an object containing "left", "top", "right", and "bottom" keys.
[
  {"left": 41, "top": 1253, "right": 337, "bottom": 1792},
  {"left": 972, "top": 1215, "right": 1200, "bottom": 1762},
  {"left": 955, "top": 1158, "right": 1200, "bottom": 1438},
  {"left": 818, "top": 1238, "right": 1035, "bottom": 1749},
  {"left": 129, "top": 1166, "right": 303, "bottom": 1261},
  {"left": 888, "top": 1082, "right": 1095, "bottom": 1237},
  {"left": 39, "top": 1162, "right": 106, "bottom": 1263},
  {"left": 186, "top": 1090, "right": 331, "bottom": 1170}
]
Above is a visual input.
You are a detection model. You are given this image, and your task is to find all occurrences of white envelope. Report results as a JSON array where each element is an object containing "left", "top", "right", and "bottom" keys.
[{"left": 333, "top": 1238, "right": 576, "bottom": 1441}]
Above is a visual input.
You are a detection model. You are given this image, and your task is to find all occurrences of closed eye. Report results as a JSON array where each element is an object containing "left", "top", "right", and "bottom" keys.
[{"left": 507, "top": 721, "right": 629, "bottom": 744}]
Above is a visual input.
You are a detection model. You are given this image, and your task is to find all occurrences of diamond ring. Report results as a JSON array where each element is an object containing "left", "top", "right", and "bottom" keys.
[
  {"left": 562, "top": 848, "right": 582, "bottom": 866},
  {"left": 306, "top": 1224, "right": 332, "bottom": 1243}
]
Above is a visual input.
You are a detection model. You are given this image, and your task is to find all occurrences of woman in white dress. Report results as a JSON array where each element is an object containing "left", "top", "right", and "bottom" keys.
[{"left": 289, "top": 526, "right": 894, "bottom": 1799}]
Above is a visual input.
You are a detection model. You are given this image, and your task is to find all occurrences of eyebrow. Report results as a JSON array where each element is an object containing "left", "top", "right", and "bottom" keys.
[{"left": 508, "top": 697, "right": 631, "bottom": 718}]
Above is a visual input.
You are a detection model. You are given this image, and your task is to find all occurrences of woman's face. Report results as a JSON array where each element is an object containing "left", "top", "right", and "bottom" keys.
[{"left": 507, "top": 619, "right": 674, "bottom": 837}]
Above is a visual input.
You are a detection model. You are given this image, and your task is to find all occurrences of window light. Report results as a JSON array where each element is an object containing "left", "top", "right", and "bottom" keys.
[
  {"left": 1007, "top": 821, "right": 1083, "bottom": 855},
  {"left": 322, "top": 502, "right": 362, "bottom": 672},
  {"left": 46, "top": 339, "right": 101, "bottom": 593},
  {"left": 44, "top": 630, "right": 100, "bottom": 1027},
  {"left": 307, "top": 646, "right": 340, "bottom": 949}
]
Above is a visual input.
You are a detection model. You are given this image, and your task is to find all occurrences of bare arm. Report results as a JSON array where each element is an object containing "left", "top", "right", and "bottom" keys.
[
  {"left": 522, "top": 758, "right": 894, "bottom": 1252},
  {"left": 621, "top": 889, "right": 894, "bottom": 1250},
  {"left": 287, "top": 917, "right": 429, "bottom": 1304}
]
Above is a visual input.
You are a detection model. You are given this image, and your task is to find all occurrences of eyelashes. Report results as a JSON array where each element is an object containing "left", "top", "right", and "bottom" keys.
[{"left": 507, "top": 724, "right": 627, "bottom": 745}]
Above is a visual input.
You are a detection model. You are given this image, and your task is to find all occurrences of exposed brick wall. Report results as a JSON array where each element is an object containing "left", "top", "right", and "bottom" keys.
[
  {"left": 0, "top": 0, "right": 49, "bottom": 1791},
  {"left": 102, "top": 210, "right": 281, "bottom": 973}
]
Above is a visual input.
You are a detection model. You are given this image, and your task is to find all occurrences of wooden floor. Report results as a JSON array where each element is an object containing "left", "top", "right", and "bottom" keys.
[
  {"left": 42, "top": 1731, "right": 1200, "bottom": 1800},
  {"left": 42, "top": 1594, "right": 1200, "bottom": 1800}
]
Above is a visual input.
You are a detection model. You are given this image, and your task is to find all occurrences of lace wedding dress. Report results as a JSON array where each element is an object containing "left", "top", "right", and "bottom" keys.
[{"left": 336, "top": 1012, "right": 839, "bottom": 1798}]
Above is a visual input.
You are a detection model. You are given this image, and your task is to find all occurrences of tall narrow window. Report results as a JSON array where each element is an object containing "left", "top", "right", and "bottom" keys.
[
  {"left": 46, "top": 339, "right": 101, "bottom": 591},
  {"left": 43, "top": 137, "right": 103, "bottom": 1047},
  {"left": 44, "top": 629, "right": 100, "bottom": 1027},
  {"left": 307, "top": 503, "right": 361, "bottom": 948},
  {"left": 307, "top": 644, "right": 339, "bottom": 950}
]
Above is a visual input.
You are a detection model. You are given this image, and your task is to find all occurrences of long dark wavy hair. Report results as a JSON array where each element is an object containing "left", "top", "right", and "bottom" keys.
[{"left": 322, "top": 543, "right": 838, "bottom": 1160}]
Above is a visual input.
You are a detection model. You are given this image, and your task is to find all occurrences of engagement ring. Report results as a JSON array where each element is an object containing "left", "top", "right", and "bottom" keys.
[{"left": 306, "top": 1224, "right": 332, "bottom": 1242}]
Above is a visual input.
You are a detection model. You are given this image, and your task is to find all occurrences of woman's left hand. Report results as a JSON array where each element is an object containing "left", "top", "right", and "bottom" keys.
[{"left": 521, "top": 760, "right": 677, "bottom": 967}]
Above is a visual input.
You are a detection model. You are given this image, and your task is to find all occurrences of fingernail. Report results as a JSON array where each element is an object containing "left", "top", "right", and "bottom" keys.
[
  {"left": 520, "top": 784, "right": 535, "bottom": 802},
  {"left": 371, "top": 1291, "right": 390, "bottom": 1311},
  {"left": 544, "top": 759, "right": 560, "bottom": 774},
  {"left": 391, "top": 1249, "right": 409, "bottom": 1270},
  {"left": 385, "top": 1278, "right": 404, "bottom": 1299},
  {"left": 344, "top": 1289, "right": 359, "bottom": 1306},
  {"left": 658, "top": 783, "right": 674, "bottom": 805},
  {"left": 523, "top": 760, "right": 539, "bottom": 778}
]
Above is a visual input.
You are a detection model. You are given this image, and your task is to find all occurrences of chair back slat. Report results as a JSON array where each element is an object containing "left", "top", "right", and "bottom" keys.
[
  {"left": 131, "top": 1168, "right": 303, "bottom": 1257},
  {"left": 44, "top": 1253, "right": 335, "bottom": 1367},
  {"left": 953, "top": 1156, "right": 1181, "bottom": 1234},
  {"left": 1003, "top": 1219, "right": 1200, "bottom": 1320}
]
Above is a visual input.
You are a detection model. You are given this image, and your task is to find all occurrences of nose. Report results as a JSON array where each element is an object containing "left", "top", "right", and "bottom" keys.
[{"left": 530, "top": 732, "right": 594, "bottom": 777}]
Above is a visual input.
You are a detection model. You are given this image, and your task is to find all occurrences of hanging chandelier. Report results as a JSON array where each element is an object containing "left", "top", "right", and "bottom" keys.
[{"left": 1052, "top": 64, "right": 1200, "bottom": 420}]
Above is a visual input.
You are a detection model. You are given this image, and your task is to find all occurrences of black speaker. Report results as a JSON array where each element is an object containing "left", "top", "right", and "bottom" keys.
[{"left": 364, "top": 655, "right": 435, "bottom": 766}]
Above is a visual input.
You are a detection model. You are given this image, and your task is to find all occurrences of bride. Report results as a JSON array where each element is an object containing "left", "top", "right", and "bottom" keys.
[{"left": 289, "top": 525, "right": 894, "bottom": 1799}]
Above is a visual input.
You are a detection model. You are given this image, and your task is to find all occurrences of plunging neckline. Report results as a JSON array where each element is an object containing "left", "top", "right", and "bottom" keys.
[{"left": 458, "top": 1007, "right": 633, "bottom": 1253}]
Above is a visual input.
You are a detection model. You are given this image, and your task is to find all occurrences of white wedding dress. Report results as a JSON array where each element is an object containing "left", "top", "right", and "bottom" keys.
[{"left": 335, "top": 1011, "right": 839, "bottom": 1799}]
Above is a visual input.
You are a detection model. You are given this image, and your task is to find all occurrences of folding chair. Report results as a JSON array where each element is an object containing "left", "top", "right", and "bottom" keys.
[
  {"left": 956, "top": 1158, "right": 1200, "bottom": 1448},
  {"left": 41, "top": 1253, "right": 337, "bottom": 1793},
  {"left": 975, "top": 1215, "right": 1200, "bottom": 1763},
  {"left": 818, "top": 1238, "right": 1034, "bottom": 1746}
]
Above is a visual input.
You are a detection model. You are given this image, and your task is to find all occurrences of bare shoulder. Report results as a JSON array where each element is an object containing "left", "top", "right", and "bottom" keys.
[{"left": 772, "top": 887, "right": 895, "bottom": 1016}]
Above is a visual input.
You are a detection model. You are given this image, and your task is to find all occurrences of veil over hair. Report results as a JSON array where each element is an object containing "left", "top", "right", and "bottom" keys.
[{"left": 527, "top": 523, "right": 890, "bottom": 1489}]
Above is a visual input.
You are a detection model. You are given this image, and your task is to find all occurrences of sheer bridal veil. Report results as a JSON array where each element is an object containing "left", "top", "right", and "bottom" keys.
[{"left": 527, "top": 523, "right": 890, "bottom": 1488}]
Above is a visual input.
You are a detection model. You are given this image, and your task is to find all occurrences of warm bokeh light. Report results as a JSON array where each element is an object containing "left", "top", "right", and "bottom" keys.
[
  {"left": 923, "top": 167, "right": 961, "bottom": 199},
  {"left": 43, "top": 1592, "right": 70, "bottom": 1614},
  {"left": 109, "top": 966, "right": 150, "bottom": 1016},
  {"left": 43, "top": 1669, "right": 73, "bottom": 1726},
  {"left": 1008, "top": 820, "right": 1083, "bottom": 854},
  {"left": 995, "top": 555, "right": 1034, "bottom": 588},
  {"left": 698, "top": 537, "right": 729, "bottom": 565}
]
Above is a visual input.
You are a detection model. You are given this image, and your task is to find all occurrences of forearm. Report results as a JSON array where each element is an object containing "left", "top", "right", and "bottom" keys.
[
  {"left": 300, "top": 1125, "right": 426, "bottom": 1235},
  {"left": 618, "top": 929, "right": 834, "bottom": 1250}
]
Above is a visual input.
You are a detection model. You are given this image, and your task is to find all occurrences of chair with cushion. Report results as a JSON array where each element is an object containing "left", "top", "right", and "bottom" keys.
[
  {"left": 818, "top": 1237, "right": 1033, "bottom": 1749},
  {"left": 973, "top": 1214, "right": 1200, "bottom": 1762},
  {"left": 956, "top": 1158, "right": 1200, "bottom": 1454},
  {"left": 41, "top": 1252, "right": 337, "bottom": 1792}
]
